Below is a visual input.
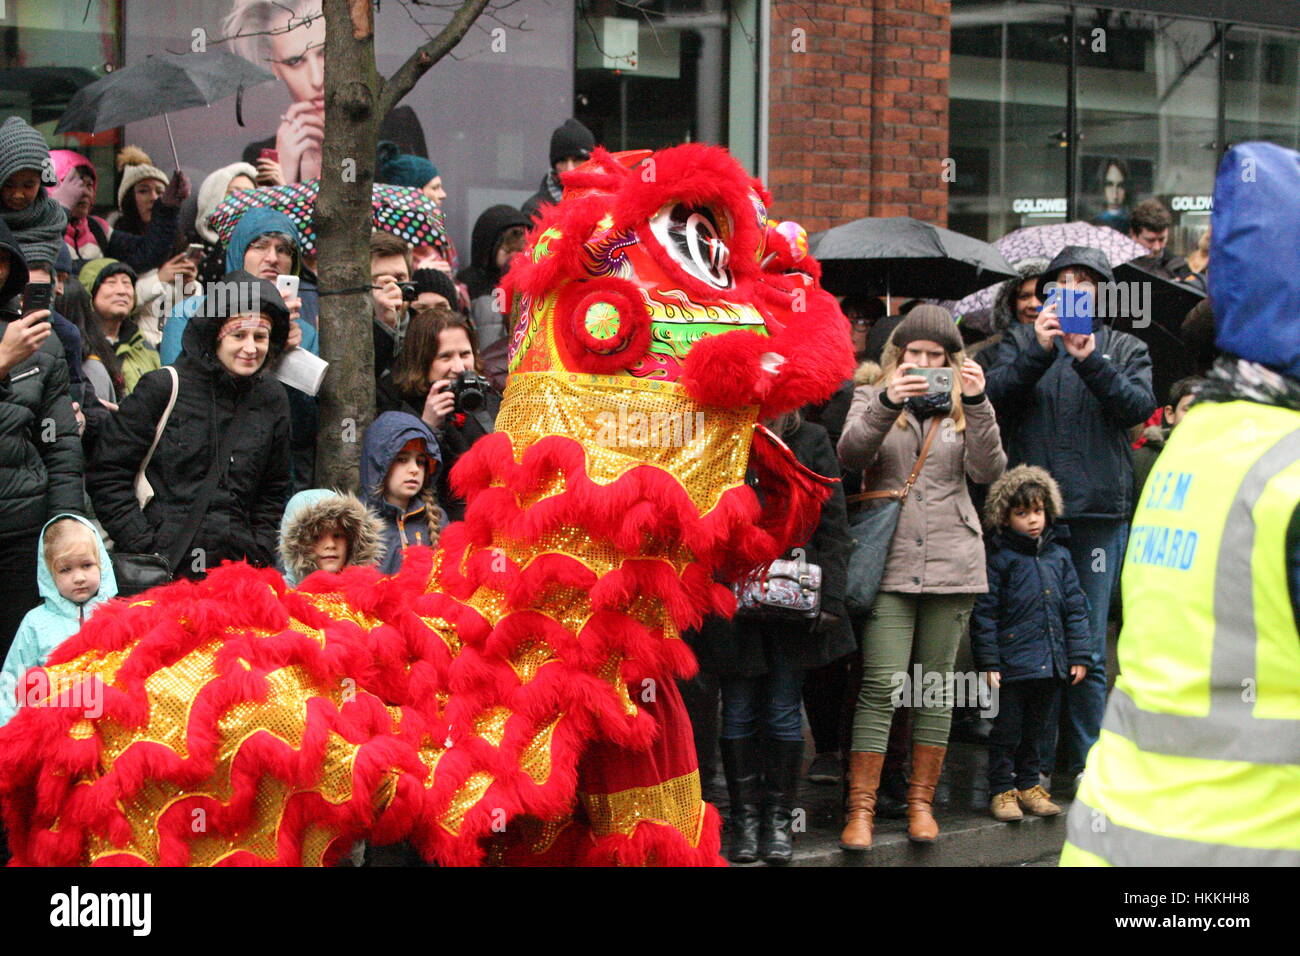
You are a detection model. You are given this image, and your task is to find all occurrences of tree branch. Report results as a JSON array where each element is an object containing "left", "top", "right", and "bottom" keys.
[{"left": 379, "top": 0, "right": 493, "bottom": 116}]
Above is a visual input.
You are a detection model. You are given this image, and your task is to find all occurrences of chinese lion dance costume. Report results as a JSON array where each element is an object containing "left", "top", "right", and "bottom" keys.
[{"left": 0, "top": 144, "right": 852, "bottom": 866}]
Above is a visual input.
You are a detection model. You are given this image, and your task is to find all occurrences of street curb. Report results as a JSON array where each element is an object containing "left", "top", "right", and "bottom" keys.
[{"left": 787, "top": 802, "right": 1071, "bottom": 867}]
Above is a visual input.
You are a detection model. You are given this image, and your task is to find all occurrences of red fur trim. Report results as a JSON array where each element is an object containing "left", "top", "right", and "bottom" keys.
[{"left": 577, "top": 802, "right": 726, "bottom": 866}]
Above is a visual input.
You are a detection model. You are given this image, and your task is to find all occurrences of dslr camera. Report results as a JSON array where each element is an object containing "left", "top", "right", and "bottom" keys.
[
  {"left": 449, "top": 369, "right": 492, "bottom": 413},
  {"left": 398, "top": 281, "right": 418, "bottom": 302}
]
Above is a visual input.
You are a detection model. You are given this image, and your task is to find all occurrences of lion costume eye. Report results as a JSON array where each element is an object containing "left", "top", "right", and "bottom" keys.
[{"left": 649, "top": 203, "right": 733, "bottom": 289}]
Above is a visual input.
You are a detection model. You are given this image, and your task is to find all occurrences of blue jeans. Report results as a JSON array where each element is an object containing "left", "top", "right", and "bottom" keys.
[
  {"left": 1042, "top": 517, "right": 1128, "bottom": 778},
  {"left": 720, "top": 655, "right": 806, "bottom": 743}
]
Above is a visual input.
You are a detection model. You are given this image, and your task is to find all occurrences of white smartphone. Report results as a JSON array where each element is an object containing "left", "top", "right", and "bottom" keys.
[{"left": 274, "top": 274, "right": 300, "bottom": 300}]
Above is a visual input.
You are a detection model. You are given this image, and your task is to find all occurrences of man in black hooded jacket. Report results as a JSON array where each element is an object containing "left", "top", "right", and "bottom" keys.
[
  {"left": 0, "top": 219, "right": 83, "bottom": 650},
  {"left": 983, "top": 245, "right": 1156, "bottom": 794},
  {"left": 455, "top": 204, "right": 530, "bottom": 349}
]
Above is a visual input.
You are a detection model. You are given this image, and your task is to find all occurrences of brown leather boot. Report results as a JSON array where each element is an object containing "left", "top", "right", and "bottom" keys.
[
  {"left": 839, "top": 751, "right": 885, "bottom": 851},
  {"left": 906, "top": 744, "right": 946, "bottom": 843}
]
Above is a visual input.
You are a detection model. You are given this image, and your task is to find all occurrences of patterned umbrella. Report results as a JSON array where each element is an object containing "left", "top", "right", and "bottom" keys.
[
  {"left": 205, "top": 179, "right": 454, "bottom": 264},
  {"left": 951, "top": 221, "right": 1150, "bottom": 320}
]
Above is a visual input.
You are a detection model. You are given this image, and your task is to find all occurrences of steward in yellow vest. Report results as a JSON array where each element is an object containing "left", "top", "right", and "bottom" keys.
[{"left": 1063, "top": 141, "right": 1300, "bottom": 866}]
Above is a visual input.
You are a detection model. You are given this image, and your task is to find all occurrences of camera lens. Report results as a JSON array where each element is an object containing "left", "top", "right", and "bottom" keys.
[{"left": 459, "top": 390, "right": 485, "bottom": 412}]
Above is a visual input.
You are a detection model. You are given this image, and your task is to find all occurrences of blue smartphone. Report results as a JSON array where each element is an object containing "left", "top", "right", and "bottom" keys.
[{"left": 1045, "top": 287, "right": 1093, "bottom": 335}]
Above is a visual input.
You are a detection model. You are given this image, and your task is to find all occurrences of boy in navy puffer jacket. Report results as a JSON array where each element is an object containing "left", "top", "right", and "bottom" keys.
[{"left": 972, "top": 465, "right": 1091, "bottom": 822}]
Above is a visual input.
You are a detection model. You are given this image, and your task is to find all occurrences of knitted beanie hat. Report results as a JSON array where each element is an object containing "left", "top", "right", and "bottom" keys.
[
  {"left": 412, "top": 267, "right": 459, "bottom": 308},
  {"left": 376, "top": 141, "right": 438, "bottom": 190},
  {"left": 549, "top": 118, "right": 595, "bottom": 167},
  {"left": 0, "top": 117, "right": 53, "bottom": 189},
  {"left": 889, "top": 304, "right": 963, "bottom": 354},
  {"left": 195, "top": 161, "right": 259, "bottom": 243},
  {"left": 79, "top": 257, "right": 138, "bottom": 299},
  {"left": 115, "top": 146, "right": 168, "bottom": 210}
]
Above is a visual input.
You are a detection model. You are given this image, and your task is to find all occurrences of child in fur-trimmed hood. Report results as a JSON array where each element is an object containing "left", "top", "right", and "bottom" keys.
[
  {"left": 278, "top": 489, "right": 386, "bottom": 587},
  {"left": 972, "top": 464, "right": 1092, "bottom": 823}
]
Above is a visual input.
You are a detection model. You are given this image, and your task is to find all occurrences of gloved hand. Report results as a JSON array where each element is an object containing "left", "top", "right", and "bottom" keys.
[{"left": 160, "top": 169, "right": 192, "bottom": 208}]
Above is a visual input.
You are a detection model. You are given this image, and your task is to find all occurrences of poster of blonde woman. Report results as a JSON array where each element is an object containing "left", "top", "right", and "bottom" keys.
[{"left": 222, "top": 0, "right": 427, "bottom": 184}]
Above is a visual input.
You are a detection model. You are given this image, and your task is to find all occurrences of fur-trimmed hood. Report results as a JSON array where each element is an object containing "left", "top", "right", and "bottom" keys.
[
  {"left": 279, "top": 489, "right": 386, "bottom": 586},
  {"left": 991, "top": 257, "right": 1050, "bottom": 333},
  {"left": 983, "top": 464, "right": 1065, "bottom": 530},
  {"left": 853, "top": 360, "right": 881, "bottom": 386}
]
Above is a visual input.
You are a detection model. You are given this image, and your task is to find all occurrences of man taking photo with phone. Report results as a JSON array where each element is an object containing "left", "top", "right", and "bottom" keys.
[
  {"left": 0, "top": 219, "right": 83, "bottom": 654},
  {"left": 983, "top": 246, "right": 1157, "bottom": 799}
]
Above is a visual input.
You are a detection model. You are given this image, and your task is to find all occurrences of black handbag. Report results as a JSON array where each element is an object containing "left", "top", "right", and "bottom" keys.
[{"left": 110, "top": 551, "right": 173, "bottom": 598}]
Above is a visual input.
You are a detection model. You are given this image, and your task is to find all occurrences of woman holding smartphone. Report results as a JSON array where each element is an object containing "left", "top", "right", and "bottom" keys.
[{"left": 836, "top": 306, "right": 1006, "bottom": 850}]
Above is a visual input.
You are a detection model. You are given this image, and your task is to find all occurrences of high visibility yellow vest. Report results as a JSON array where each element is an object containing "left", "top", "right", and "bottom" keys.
[{"left": 1062, "top": 400, "right": 1300, "bottom": 866}]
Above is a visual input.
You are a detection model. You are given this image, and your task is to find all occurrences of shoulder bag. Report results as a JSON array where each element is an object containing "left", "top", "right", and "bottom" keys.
[{"left": 843, "top": 416, "right": 939, "bottom": 614}]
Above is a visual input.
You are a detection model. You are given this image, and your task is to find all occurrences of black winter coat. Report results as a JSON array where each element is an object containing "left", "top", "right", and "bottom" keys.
[
  {"left": 984, "top": 320, "right": 1156, "bottom": 520},
  {"left": 970, "top": 526, "right": 1091, "bottom": 683},
  {"left": 87, "top": 300, "right": 291, "bottom": 573},
  {"left": 0, "top": 224, "right": 83, "bottom": 540},
  {"left": 690, "top": 420, "right": 855, "bottom": 678}
]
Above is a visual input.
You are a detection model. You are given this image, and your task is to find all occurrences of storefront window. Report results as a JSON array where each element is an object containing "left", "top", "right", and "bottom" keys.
[
  {"left": 0, "top": 0, "right": 121, "bottom": 212},
  {"left": 950, "top": 2, "right": 1300, "bottom": 257},
  {"left": 1075, "top": 9, "right": 1219, "bottom": 254},
  {"left": 574, "top": 0, "right": 757, "bottom": 167},
  {"left": 1224, "top": 26, "right": 1300, "bottom": 150},
  {"left": 949, "top": 2, "right": 1071, "bottom": 242}
]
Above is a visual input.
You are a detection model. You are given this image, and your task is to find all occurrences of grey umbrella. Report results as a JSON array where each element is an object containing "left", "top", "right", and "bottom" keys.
[{"left": 54, "top": 51, "right": 274, "bottom": 169}]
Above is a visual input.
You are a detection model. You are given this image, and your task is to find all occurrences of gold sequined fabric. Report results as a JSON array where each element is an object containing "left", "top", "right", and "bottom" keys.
[
  {"left": 496, "top": 371, "right": 754, "bottom": 515},
  {"left": 580, "top": 770, "right": 705, "bottom": 846}
]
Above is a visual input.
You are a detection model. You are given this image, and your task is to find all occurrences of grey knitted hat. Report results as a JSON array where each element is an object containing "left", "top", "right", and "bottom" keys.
[
  {"left": 0, "top": 117, "right": 53, "bottom": 188},
  {"left": 0, "top": 117, "right": 65, "bottom": 268},
  {"left": 889, "top": 304, "right": 963, "bottom": 354}
]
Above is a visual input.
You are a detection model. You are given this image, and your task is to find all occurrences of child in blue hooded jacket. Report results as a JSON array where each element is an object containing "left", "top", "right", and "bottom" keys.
[
  {"left": 972, "top": 465, "right": 1091, "bottom": 823},
  {"left": 0, "top": 515, "right": 117, "bottom": 726},
  {"left": 361, "top": 412, "right": 444, "bottom": 574}
]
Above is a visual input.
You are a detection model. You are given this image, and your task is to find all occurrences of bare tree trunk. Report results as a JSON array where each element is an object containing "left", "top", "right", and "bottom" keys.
[
  {"left": 315, "top": 0, "right": 381, "bottom": 491},
  {"left": 313, "top": 0, "right": 491, "bottom": 490}
]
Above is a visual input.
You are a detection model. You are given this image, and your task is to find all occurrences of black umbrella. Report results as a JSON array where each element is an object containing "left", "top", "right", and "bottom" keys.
[
  {"left": 1111, "top": 260, "right": 1206, "bottom": 335},
  {"left": 809, "top": 216, "right": 1018, "bottom": 306},
  {"left": 1107, "top": 261, "right": 1204, "bottom": 403},
  {"left": 54, "top": 51, "right": 274, "bottom": 169}
]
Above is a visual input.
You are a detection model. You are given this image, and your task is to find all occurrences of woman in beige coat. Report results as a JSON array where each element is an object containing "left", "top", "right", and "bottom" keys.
[{"left": 835, "top": 306, "right": 1006, "bottom": 849}]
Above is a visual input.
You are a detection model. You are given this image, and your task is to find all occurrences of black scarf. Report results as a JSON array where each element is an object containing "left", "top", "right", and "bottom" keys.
[{"left": 905, "top": 391, "right": 952, "bottom": 420}]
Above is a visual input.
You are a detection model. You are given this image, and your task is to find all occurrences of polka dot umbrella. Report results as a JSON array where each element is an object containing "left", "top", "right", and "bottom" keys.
[{"left": 206, "top": 178, "right": 454, "bottom": 265}]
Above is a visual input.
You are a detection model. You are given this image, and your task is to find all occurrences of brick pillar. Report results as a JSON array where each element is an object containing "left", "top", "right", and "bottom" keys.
[{"left": 767, "top": 0, "right": 951, "bottom": 234}]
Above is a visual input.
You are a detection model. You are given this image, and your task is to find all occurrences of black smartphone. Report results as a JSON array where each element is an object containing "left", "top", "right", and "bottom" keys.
[{"left": 21, "top": 282, "right": 53, "bottom": 317}]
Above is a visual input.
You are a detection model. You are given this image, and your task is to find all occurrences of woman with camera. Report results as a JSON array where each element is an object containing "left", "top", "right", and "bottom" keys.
[
  {"left": 377, "top": 307, "right": 498, "bottom": 522},
  {"left": 835, "top": 306, "right": 1005, "bottom": 850}
]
